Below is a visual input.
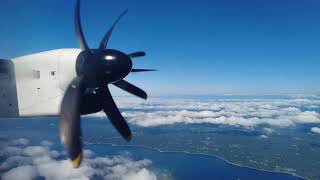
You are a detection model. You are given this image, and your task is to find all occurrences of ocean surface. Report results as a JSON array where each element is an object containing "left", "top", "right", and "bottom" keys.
[{"left": 88, "top": 143, "right": 302, "bottom": 180}]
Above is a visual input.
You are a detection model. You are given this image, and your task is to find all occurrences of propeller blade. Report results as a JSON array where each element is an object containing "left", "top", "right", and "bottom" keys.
[
  {"left": 128, "top": 51, "right": 146, "bottom": 58},
  {"left": 60, "top": 76, "right": 85, "bottom": 168},
  {"left": 99, "top": 9, "right": 128, "bottom": 49},
  {"left": 75, "top": 0, "right": 89, "bottom": 50},
  {"left": 113, "top": 80, "right": 147, "bottom": 100},
  {"left": 101, "top": 86, "right": 132, "bottom": 141},
  {"left": 131, "top": 69, "right": 158, "bottom": 73}
]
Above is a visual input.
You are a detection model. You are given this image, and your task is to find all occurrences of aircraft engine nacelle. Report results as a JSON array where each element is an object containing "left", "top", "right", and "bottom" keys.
[{"left": 0, "top": 49, "right": 80, "bottom": 117}]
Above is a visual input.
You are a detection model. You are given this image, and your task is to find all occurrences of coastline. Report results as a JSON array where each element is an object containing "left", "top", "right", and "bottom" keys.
[{"left": 84, "top": 141, "right": 308, "bottom": 180}]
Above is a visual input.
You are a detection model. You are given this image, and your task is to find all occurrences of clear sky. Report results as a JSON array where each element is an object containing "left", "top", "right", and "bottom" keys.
[{"left": 0, "top": 0, "right": 319, "bottom": 95}]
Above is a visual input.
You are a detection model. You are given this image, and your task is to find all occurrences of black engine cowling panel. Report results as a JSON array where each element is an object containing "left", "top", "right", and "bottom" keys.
[{"left": 0, "top": 59, "right": 19, "bottom": 118}]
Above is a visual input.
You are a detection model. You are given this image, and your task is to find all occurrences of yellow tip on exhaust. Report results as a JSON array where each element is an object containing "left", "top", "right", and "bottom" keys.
[{"left": 72, "top": 152, "right": 82, "bottom": 168}]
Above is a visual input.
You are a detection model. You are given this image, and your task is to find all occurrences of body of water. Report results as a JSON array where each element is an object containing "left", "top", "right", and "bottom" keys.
[{"left": 88, "top": 143, "right": 302, "bottom": 180}]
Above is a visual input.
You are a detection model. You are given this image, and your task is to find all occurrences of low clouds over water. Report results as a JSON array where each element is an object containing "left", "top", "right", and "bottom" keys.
[{"left": 0, "top": 138, "right": 159, "bottom": 180}]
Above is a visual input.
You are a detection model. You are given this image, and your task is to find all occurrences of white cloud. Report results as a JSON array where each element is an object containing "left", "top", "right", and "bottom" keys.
[
  {"left": 311, "top": 127, "right": 320, "bottom": 134},
  {"left": 262, "top": 128, "right": 275, "bottom": 135},
  {"left": 0, "top": 139, "right": 164, "bottom": 180},
  {"left": 121, "top": 168, "right": 156, "bottom": 180},
  {"left": 293, "top": 111, "right": 320, "bottom": 123},
  {"left": 11, "top": 138, "right": 29, "bottom": 146},
  {"left": 259, "top": 135, "right": 268, "bottom": 139},
  {"left": 23, "top": 146, "right": 49, "bottom": 157},
  {"left": 0, "top": 146, "right": 23, "bottom": 157},
  {"left": 2, "top": 165, "right": 37, "bottom": 180},
  {"left": 87, "top": 97, "right": 320, "bottom": 129},
  {"left": 120, "top": 108, "right": 318, "bottom": 128},
  {"left": 40, "top": 140, "right": 53, "bottom": 147}
]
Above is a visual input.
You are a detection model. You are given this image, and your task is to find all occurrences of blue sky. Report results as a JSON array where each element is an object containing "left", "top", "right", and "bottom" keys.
[{"left": 0, "top": 0, "right": 319, "bottom": 95}]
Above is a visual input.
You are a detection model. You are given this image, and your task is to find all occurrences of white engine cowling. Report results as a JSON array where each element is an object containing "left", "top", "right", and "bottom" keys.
[{"left": 11, "top": 48, "right": 81, "bottom": 117}]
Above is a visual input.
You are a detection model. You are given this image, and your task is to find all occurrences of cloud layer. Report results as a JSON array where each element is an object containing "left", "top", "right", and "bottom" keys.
[
  {"left": 90, "top": 97, "right": 320, "bottom": 128},
  {"left": 311, "top": 127, "right": 320, "bottom": 134},
  {"left": 0, "top": 138, "right": 159, "bottom": 180}
]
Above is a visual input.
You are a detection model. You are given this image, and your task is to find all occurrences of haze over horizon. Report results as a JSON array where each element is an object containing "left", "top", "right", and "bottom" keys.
[{"left": 0, "top": 0, "right": 319, "bottom": 95}]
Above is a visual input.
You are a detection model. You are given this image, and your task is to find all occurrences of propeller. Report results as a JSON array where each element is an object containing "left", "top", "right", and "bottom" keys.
[
  {"left": 60, "top": 0, "right": 156, "bottom": 168},
  {"left": 131, "top": 69, "right": 157, "bottom": 73},
  {"left": 128, "top": 51, "right": 146, "bottom": 58}
]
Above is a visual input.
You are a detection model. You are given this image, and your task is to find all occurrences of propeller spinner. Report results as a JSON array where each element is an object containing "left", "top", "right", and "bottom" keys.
[{"left": 60, "top": 0, "right": 155, "bottom": 168}]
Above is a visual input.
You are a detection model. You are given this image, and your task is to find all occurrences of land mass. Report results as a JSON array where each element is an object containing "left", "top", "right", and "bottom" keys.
[{"left": 84, "top": 121, "right": 320, "bottom": 180}]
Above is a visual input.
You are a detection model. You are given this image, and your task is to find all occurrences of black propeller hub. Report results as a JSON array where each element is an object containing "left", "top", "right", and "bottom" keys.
[
  {"left": 97, "top": 49, "right": 133, "bottom": 83},
  {"left": 76, "top": 49, "right": 132, "bottom": 87}
]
